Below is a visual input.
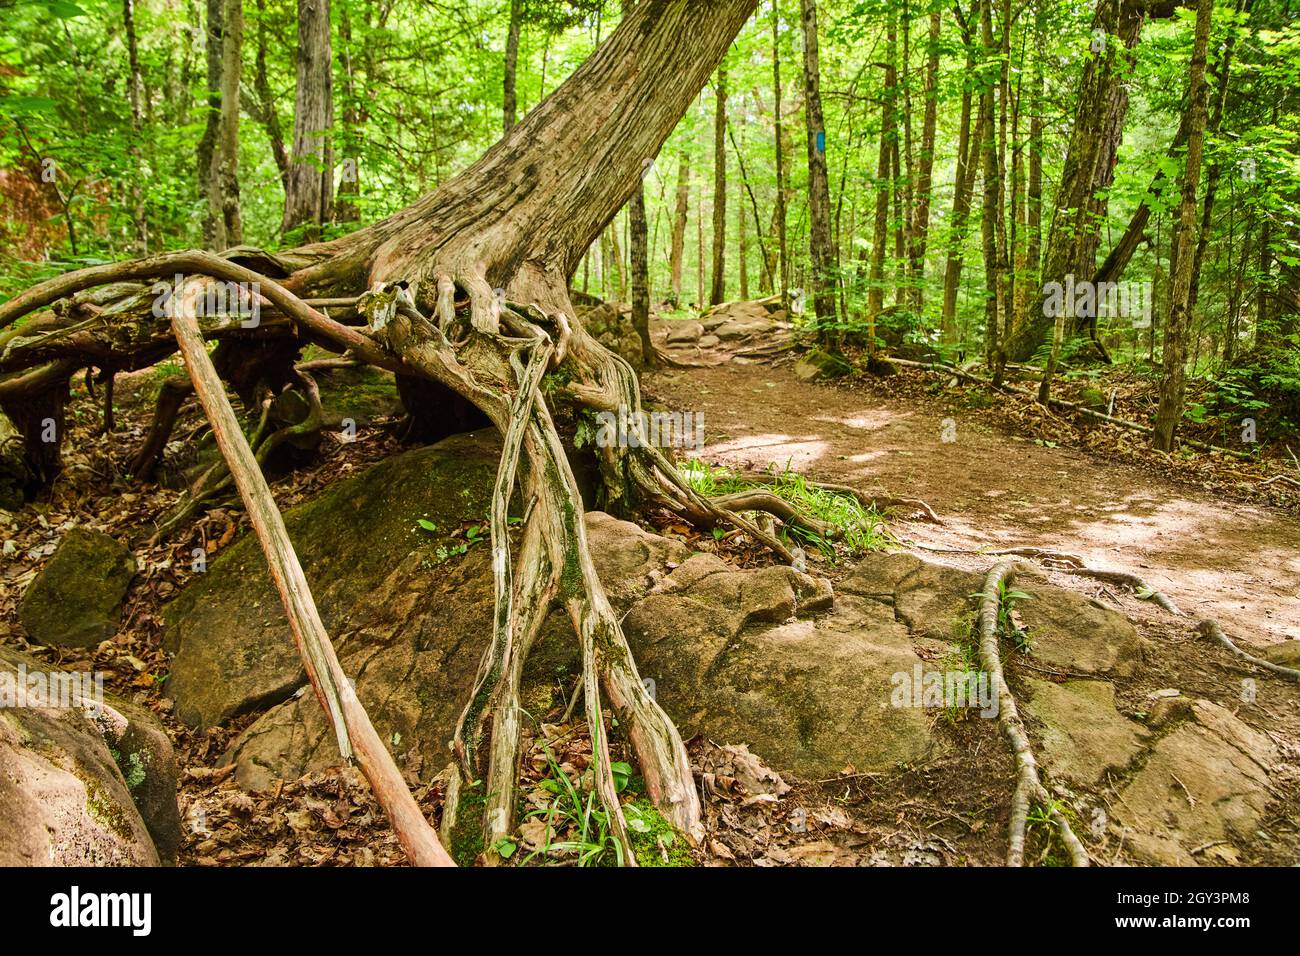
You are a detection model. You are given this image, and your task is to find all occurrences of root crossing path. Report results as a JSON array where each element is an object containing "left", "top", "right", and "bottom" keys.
[{"left": 647, "top": 361, "right": 1300, "bottom": 651}]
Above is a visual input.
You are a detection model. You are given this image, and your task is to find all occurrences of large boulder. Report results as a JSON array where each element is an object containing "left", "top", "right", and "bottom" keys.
[
  {"left": 162, "top": 431, "right": 501, "bottom": 728},
  {"left": 0, "top": 646, "right": 181, "bottom": 864},
  {"left": 0, "top": 650, "right": 162, "bottom": 866},
  {"left": 19, "top": 528, "right": 135, "bottom": 648}
]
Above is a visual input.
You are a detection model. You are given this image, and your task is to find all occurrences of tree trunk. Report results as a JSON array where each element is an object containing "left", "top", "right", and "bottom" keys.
[
  {"left": 123, "top": 0, "right": 149, "bottom": 254},
  {"left": 670, "top": 150, "right": 690, "bottom": 307},
  {"left": 1008, "top": 0, "right": 1166, "bottom": 360},
  {"left": 283, "top": 0, "right": 334, "bottom": 240},
  {"left": 710, "top": 66, "right": 728, "bottom": 306},
  {"left": 738, "top": 194, "right": 749, "bottom": 300},
  {"left": 197, "top": 0, "right": 223, "bottom": 249},
  {"left": 503, "top": 0, "right": 524, "bottom": 133},
  {"left": 772, "top": 1, "right": 790, "bottom": 309},
  {"left": 800, "top": 0, "right": 836, "bottom": 332},
  {"left": 941, "top": 6, "right": 981, "bottom": 346},
  {"left": 978, "top": 0, "right": 1005, "bottom": 381},
  {"left": 908, "top": 9, "right": 941, "bottom": 313},
  {"left": 1153, "top": 0, "right": 1213, "bottom": 450},
  {"left": 868, "top": 15, "right": 898, "bottom": 347},
  {"left": 215, "top": 0, "right": 244, "bottom": 246},
  {"left": 630, "top": 180, "right": 652, "bottom": 364}
]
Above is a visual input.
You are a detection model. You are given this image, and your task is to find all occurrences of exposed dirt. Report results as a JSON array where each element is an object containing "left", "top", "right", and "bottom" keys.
[{"left": 646, "top": 360, "right": 1300, "bottom": 652}]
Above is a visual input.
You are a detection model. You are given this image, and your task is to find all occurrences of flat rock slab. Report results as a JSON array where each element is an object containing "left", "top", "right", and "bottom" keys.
[
  {"left": 844, "top": 554, "right": 1142, "bottom": 677},
  {"left": 19, "top": 528, "right": 135, "bottom": 648},
  {"left": 1023, "top": 678, "right": 1145, "bottom": 786},
  {"left": 1113, "top": 699, "right": 1277, "bottom": 866}
]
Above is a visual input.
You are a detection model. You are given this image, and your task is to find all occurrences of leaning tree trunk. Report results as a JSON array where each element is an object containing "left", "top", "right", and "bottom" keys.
[{"left": 1, "top": 0, "right": 776, "bottom": 868}]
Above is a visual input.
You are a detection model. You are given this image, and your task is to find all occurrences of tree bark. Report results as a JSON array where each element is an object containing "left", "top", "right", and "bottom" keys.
[
  {"left": 123, "top": 0, "right": 149, "bottom": 255},
  {"left": 710, "top": 65, "right": 728, "bottom": 306},
  {"left": 867, "top": 14, "right": 898, "bottom": 349},
  {"left": 283, "top": 0, "right": 333, "bottom": 240},
  {"left": 800, "top": 0, "right": 836, "bottom": 331},
  {"left": 908, "top": 9, "right": 941, "bottom": 312},
  {"left": 1153, "top": 0, "right": 1213, "bottom": 450},
  {"left": 772, "top": 1, "right": 790, "bottom": 309},
  {"left": 504, "top": 0, "right": 524, "bottom": 133},
  {"left": 670, "top": 150, "right": 690, "bottom": 307}
]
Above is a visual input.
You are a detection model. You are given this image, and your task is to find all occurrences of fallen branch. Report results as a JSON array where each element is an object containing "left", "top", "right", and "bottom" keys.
[{"left": 171, "top": 277, "right": 453, "bottom": 867}]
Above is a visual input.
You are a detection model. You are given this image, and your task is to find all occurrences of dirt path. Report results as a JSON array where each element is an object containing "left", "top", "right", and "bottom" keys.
[{"left": 646, "top": 360, "right": 1300, "bottom": 650}]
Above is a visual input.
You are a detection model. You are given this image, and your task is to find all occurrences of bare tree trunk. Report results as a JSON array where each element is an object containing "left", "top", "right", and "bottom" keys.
[
  {"left": 738, "top": 194, "right": 749, "bottom": 300},
  {"left": 197, "top": 0, "right": 223, "bottom": 249},
  {"left": 710, "top": 66, "right": 728, "bottom": 306},
  {"left": 670, "top": 150, "right": 690, "bottom": 306},
  {"left": 772, "top": 1, "right": 790, "bottom": 309},
  {"left": 800, "top": 0, "right": 836, "bottom": 333},
  {"left": 334, "top": 1, "right": 361, "bottom": 224},
  {"left": 123, "top": 0, "right": 148, "bottom": 254},
  {"left": 941, "top": 5, "right": 981, "bottom": 346},
  {"left": 283, "top": 0, "right": 333, "bottom": 240},
  {"left": 978, "top": 0, "right": 1005, "bottom": 382},
  {"left": 1153, "top": 0, "right": 1212, "bottom": 450},
  {"left": 867, "top": 14, "right": 897, "bottom": 349},
  {"left": 908, "top": 9, "right": 941, "bottom": 312},
  {"left": 249, "top": 0, "right": 290, "bottom": 196},
  {"left": 503, "top": 0, "right": 524, "bottom": 133},
  {"left": 215, "top": 0, "right": 244, "bottom": 246}
]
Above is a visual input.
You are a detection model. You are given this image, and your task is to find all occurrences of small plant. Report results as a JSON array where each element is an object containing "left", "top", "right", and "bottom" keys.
[
  {"left": 679, "top": 459, "right": 892, "bottom": 559},
  {"left": 971, "top": 582, "right": 1033, "bottom": 653}
]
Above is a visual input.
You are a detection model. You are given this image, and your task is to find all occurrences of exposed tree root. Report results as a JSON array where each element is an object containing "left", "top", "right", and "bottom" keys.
[
  {"left": 1197, "top": 620, "right": 1300, "bottom": 682},
  {"left": 169, "top": 277, "right": 454, "bottom": 867},
  {"left": 738, "top": 467, "right": 943, "bottom": 523},
  {"left": 976, "top": 559, "right": 1090, "bottom": 867}
]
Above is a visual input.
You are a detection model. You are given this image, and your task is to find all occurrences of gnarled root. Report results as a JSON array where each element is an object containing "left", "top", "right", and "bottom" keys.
[{"left": 977, "top": 559, "right": 1089, "bottom": 867}]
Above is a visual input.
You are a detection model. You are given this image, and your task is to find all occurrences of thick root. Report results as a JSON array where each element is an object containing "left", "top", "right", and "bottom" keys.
[{"left": 976, "top": 559, "right": 1089, "bottom": 867}]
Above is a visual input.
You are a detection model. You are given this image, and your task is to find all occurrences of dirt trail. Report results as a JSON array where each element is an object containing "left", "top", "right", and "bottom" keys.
[{"left": 647, "top": 361, "right": 1300, "bottom": 650}]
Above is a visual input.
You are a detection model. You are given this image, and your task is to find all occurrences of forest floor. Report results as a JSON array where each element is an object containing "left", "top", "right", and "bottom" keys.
[
  {"left": 4, "top": 316, "right": 1298, "bottom": 867},
  {"left": 647, "top": 359, "right": 1300, "bottom": 652}
]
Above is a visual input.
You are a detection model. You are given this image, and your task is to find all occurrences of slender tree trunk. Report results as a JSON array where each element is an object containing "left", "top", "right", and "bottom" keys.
[
  {"left": 1153, "top": 0, "right": 1213, "bottom": 450},
  {"left": 123, "top": 0, "right": 148, "bottom": 254},
  {"left": 867, "top": 15, "right": 897, "bottom": 349},
  {"left": 908, "top": 9, "right": 941, "bottom": 312},
  {"left": 738, "top": 195, "right": 749, "bottom": 300},
  {"left": 251, "top": 0, "right": 290, "bottom": 195},
  {"left": 335, "top": 1, "right": 361, "bottom": 224},
  {"left": 772, "top": 1, "right": 790, "bottom": 309},
  {"left": 710, "top": 66, "right": 728, "bottom": 305},
  {"left": 503, "top": 0, "right": 523, "bottom": 133},
  {"left": 941, "top": 6, "right": 980, "bottom": 345},
  {"left": 670, "top": 150, "right": 690, "bottom": 306},
  {"left": 800, "top": 0, "right": 836, "bottom": 333},
  {"left": 215, "top": 0, "right": 244, "bottom": 246},
  {"left": 283, "top": 0, "right": 334, "bottom": 240},
  {"left": 197, "top": 0, "right": 223, "bottom": 249},
  {"left": 978, "top": 0, "right": 1005, "bottom": 382}
]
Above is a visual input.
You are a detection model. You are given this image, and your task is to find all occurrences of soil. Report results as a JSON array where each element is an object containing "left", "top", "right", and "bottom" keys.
[{"left": 647, "top": 360, "right": 1300, "bottom": 651}]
